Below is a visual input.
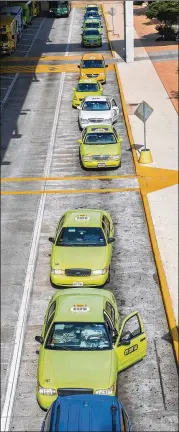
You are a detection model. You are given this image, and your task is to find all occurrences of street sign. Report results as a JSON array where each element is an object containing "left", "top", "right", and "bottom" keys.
[
  {"left": 134, "top": 101, "right": 153, "bottom": 123},
  {"left": 134, "top": 101, "right": 154, "bottom": 151},
  {"left": 108, "top": 7, "right": 116, "bottom": 35},
  {"left": 108, "top": 7, "right": 116, "bottom": 16}
]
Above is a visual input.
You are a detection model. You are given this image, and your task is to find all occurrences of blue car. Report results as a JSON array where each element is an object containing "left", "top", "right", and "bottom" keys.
[{"left": 41, "top": 395, "right": 132, "bottom": 432}]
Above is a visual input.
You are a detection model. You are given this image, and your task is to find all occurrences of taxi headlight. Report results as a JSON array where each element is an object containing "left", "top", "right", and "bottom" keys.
[
  {"left": 83, "top": 155, "right": 92, "bottom": 161},
  {"left": 99, "top": 72, "right": 104, "bottom": 76},
  {"left": 111, "top": 155, "right": 120, "bottom": 160},
  {"left": 51, "top": 268, "right": 64, "bottom": 275},
  {"left": 38, "top": 384, "right": 57, "bottom": 396},
  {"left": 105, "top": 118, "right": 112, "bottom": 124},
  {"left": 95, "top": 383, "right": 115, "bottom": 395},
  {"left": 81, "top": 119, "right": 89, "bottom": 124},
  {"left": 92, "top": 267, "right": 108, "bottom": 275}
]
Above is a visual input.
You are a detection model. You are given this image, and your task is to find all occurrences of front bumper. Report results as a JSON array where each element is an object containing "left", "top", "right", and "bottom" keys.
[
  {"left": 50, "top": 272, "right": 108, "bottom": 287},
  {"left": 81, "top": 159, "right": 121, "bottom": 169},
  {"left": 82, "top": 40, "right": 102, "bottom": 47}
]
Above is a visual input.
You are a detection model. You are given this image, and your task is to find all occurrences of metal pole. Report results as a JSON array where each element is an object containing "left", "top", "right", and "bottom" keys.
[
  {"left": 143, "top": 104, "right": 146, "bottom": 150},
  {"left": 112, "top": 13, "right": 114, "bottom": 35}
]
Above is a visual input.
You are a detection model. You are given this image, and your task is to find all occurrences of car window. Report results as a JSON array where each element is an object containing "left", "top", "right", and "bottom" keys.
[
  {"left": 81, "top": 60, "right": 104, "bottom": 68},
  {"left": 121, "top": 314, "right": 141, "bottom": 341},
  {"left": 56, "top": 227, "right": 106, "bottom": 247},
  {"left": 113, "top": 127, "right": 118, "bottom": 140},
  {"left": 105, "top": 302, "right": 115, "bottom": 325},
  {"left": 44, "top": 312, "right": 55, "bottom": 340},
  {"left": 44, "top": 406, "right": 52, "bottom": 432},
  {"left": 46, "top": 301, "right": 56, "bottom": 322},
  {"left": 55, "top": 216, "right": 65, "bottom": 239},
  {"left": 83, "top": 29, "right": 100, "bottom": 36},
  {"left": 111, "top": 99, "right": 117, "bottom": 107},
  {"left": 86, "top": 22, "right": 99, "bottom": 28},
  {"left": 82, "top": 101, "right": 110, "bottom": 111},
  {"left": 104, "top": 310, "right": 113, "bottom": 335},
  {"left": 84, "top": 132, "right": 116, "bottom": 145},
  {"left": 45, "top": 322, "right": 112, "bottom": 351},
  {"left": 103, "top": 215, "right": 110, "bottom": 235},
  {"left": 77, "top": 83, "right": 99, "bottom": 92}
]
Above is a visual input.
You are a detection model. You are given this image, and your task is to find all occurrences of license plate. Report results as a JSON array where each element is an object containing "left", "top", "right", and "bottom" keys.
[
  {"left": 73, "top": 282, "right": 83, "bottom": 287},
  {"left": 98, "top": 163, "right": 106, "bottom": 168}
]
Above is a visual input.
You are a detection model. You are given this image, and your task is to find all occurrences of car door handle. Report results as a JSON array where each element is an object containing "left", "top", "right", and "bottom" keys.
[{"left": 140, "top": 337, "right": 146, "bottom": 342}]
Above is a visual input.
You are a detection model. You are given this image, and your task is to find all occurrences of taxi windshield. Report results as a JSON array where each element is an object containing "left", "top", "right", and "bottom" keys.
[
  {"left": 86, "top": 22, "right": 99, "bottom": 28},
  {"left": 56, "top": 227, "right": 106, "bottom": 246},
  {"left": 85, "top": 12, "right": 100, "bottom": 18},
  {"left": 77, "top": 83, "right": 99, "bottom": 92},
  {"left": 81, "top": 60, "right": 104, "bottom": 68},
  {"left": 84, "top": 29, "right": 99, "bottom": 36},
  {"left": 87, "top": 7, "right": 98, "bottom": 11},
  {"left": 85, "top": 132, "right": 116, "bottom": 144},
  {"left": 82, "top": 101, "right": 110, "bottom": 111},
  {"left": 46, "top": 322, "right": 111, "bottom": 351}
]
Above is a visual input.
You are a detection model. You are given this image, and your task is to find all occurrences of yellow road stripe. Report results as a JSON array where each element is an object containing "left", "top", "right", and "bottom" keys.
[
  {"left": 2, "top": 54, "right": 112, "bottom": 62},
  {"left": 1, "top": 187, "right": 139, "bottom": 196},
  {"left": 0, "top": 64, "right": 114, "bottom": 74},
  {"left": 0, "top": 175, "right": 136, "bottom": 183},
  {"left": 103, "top": 4, "right": 179, "bottom": 363}
]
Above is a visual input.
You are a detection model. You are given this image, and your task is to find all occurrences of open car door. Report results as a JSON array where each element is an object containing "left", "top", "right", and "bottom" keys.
[{"left": 114, "top": 311, "right": 147, "bottom": 373}]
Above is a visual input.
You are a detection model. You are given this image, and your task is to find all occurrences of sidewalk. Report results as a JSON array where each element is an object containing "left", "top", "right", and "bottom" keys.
[{"left": 103, "top": 2, "right": 178, "bottom": 328}]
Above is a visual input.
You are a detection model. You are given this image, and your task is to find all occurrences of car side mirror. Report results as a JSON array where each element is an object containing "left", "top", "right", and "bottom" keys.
[
  {"left": 108, "top": 237, "right": 115, "bottom": 244},
  {"left": 72, "top": 87, "right": 75, "bottom": 91},
  {"left": 119, "top": 138, "right": 123, "bottom": 143},
  {"left": 77, "top": 139, "right": 82, "bottom": 144},
  {"left": 35, "top": 335, "right": 44, "bottom": 344},
  {"left": 77, "top": 65, "right": 80, "bottom": 68},
  {"left": 49, "top": 237, "right": 55, "bottom": 243},
  {"left": 77, "top": 106, "right": 81, "bottom": 110},
  {"left": 101, "top": 25, "right": 103, "bottom": 28},
  {"left": 105, "top": 64, "right": 108, "bottom": 68},
  {"left": 120, "top": 337, "right": 130, "bottom": 346}
]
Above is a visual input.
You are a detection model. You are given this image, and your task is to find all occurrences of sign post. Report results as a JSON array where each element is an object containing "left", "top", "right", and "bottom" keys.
[
  {"left": 134, "top": 101, "right": 154, "bottom": 164},
  {"left": 108, "top": 7, "right": 116, "bottom": 35}
]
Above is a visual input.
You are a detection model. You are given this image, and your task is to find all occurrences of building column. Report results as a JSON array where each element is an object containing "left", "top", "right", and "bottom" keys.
[{"left": 124, "top": 1, "right": 134, "bottom": 63}]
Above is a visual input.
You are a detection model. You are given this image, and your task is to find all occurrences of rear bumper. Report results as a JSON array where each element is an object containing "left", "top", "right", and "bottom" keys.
[{"left": 50, "top": 272, "right": 108, "bottom": 287}]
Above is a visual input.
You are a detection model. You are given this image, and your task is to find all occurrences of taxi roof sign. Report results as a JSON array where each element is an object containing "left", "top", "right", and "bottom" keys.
[
  {"left": 71, "top": 305, "right": 90, "bottom": 312},
  {"left": 75, "top": 215, "right": 90, "bottom": 221}
]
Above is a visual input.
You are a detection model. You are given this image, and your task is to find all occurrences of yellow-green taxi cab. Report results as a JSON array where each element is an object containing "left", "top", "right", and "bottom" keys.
[
  {"left": 72, "top": 79, "right": 103, "bottom": 108},
  {"left": 78, "top": 53, "right": 108, "bottom": 84},
  {"left": 86, "top": 4, "right": 101, "bottom": 14},
  {"left": 81, "top": 28, "right": 102, "bottom": 48},
  {"left": 35, "top": 288, "right": 147, "bottom": 409},
  {"left": 78, "top": 125, "right": 123, "bottom": 169},
  {"left": 82, "top": 19, "right": 103, "bottom": 34},
  {"left": 49, "top": 209, "right": 115, "bottom": 287}
]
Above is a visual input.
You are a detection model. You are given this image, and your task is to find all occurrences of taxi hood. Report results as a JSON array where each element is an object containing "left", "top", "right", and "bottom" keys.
[
  {"left": 53, "top": 246, "right": 108, "bottom": 270},
  {"left": 83, "top": 144, "right": 119, "bottom": 156},
  {"left": 41, "top": 349, "right": 113, "bottom": 390}
]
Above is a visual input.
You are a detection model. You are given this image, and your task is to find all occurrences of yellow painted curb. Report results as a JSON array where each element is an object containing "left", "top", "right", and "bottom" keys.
[
  {"left": 139, "top": 149, "right": 153, "bottom": 164},
  {"left": 102, "top": 3, "right": 179, "bottom": 363}
]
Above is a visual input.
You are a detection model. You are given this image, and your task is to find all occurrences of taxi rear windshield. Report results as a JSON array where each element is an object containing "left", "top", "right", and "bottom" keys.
[
  {"left": 46, "top": 322, "right": 111, "bottom": 351},
  {"left": 56, "top": 227, "right": 106, "bottom": 246},
  {"left": 81, "top": 60, "right": 104, "bottom": 68},
  {"left": 86, "top": 6, "right": 98, "bottom": 11},
  {"left": 84, "top": 29, "right": 100, "bottom": 36},
  {"left": 85, "top": 132, "right": 116, "bottom": 144},
  {"left": 82, "top": 101, "right": 110, "bottom": 111},
  {"left": 77, "top": 83, "right": 99, "bottom": 92}
]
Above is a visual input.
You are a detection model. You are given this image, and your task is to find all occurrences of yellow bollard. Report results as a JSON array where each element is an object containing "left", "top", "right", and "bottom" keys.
[{"left": 139, "top": 149, "right": 153, "bottom": 164}]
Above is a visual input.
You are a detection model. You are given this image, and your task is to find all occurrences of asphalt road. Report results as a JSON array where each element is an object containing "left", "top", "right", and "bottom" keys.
[{"left": 1, "top": 6, "right": 178, "bottom": 432}]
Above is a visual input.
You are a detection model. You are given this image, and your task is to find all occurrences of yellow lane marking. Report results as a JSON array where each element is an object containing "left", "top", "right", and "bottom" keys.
[
  {"left": 1, "top": 187, "right": 139, "bottom": 196},
  {"left": 103, "top": 4, "right": 179, "bottom": 363},
  {"left": 0, "top": 175, "right": 136, "bottom": 183},
  {"left": 0, "top": 64, "right": 114, "bottom": 74},
  {"left": 2, "top": 54, "right": 112, "bottom": 62}
]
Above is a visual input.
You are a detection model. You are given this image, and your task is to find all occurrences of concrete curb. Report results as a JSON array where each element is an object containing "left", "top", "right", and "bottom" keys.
[{"left": 102, "top": 4, "right": 178, "bottom": 364}]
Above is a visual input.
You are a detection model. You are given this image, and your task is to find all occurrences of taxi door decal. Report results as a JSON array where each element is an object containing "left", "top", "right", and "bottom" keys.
[{"left": 114, "top": 311, "right": 147, "bottom": 373}]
